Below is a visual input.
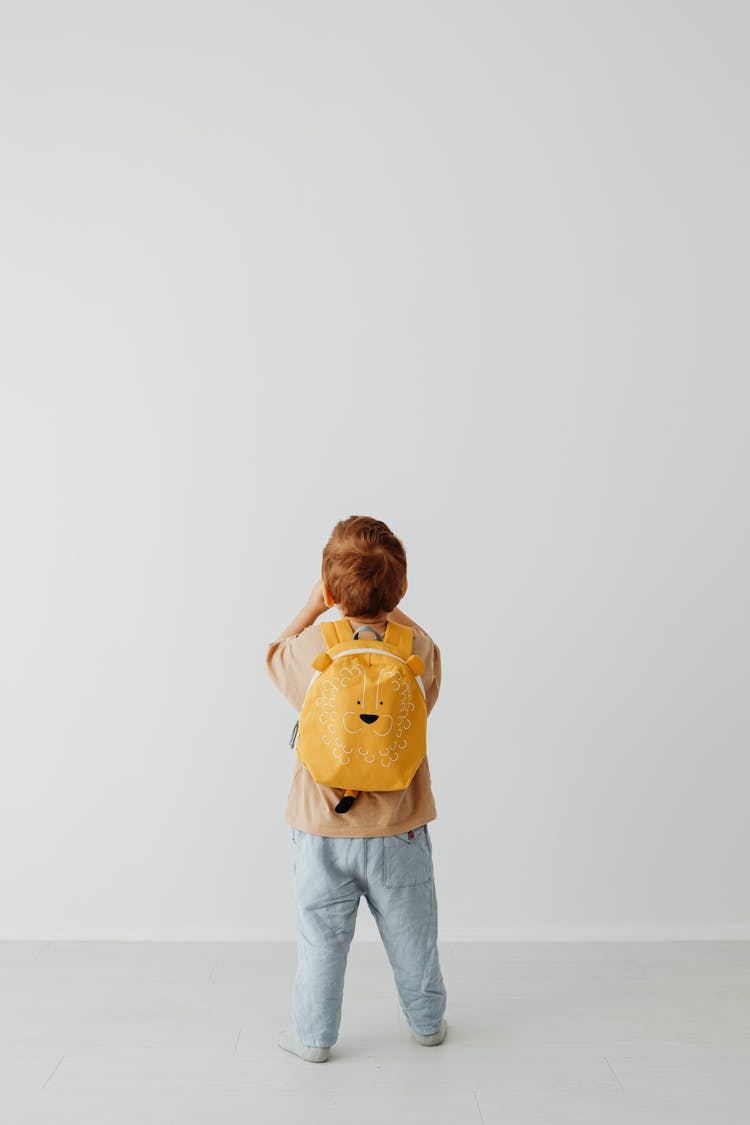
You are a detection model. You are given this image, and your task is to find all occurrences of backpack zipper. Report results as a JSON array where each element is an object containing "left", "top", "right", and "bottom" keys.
[{"left": 306, "top": 648, "right": 426, "bottom": 698}]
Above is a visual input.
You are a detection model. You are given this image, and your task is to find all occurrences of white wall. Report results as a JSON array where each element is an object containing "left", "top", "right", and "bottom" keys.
[{"left": 1, "top": 1, "right": 748, "bottom": 941}]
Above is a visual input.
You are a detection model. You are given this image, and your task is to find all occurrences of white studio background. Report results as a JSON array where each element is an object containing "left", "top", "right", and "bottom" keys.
[{"left": 0, "top": 1, "right": 748, "bottom": 942}]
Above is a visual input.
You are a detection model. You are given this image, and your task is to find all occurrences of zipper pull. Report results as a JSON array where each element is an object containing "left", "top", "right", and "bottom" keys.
[{"left": 289, "top": 719, "right": 299, "bottom": 749}]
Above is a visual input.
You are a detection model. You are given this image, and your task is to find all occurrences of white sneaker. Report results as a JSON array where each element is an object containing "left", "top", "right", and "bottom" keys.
[
  {"left": 412, "top": 1018, "right": 448, "bottom": 1046},
  {"left": 278, "top": 1029, "right": 331, "bottom": 1063}
]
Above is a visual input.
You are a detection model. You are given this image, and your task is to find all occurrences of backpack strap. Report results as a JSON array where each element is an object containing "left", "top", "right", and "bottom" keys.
[
  {"left": 320, "top": 617, "right": 413, "bottom": 658},
  {"left": 320, "top": 618, "right": 355, "bottom": 650},
  {"left": 383, "top": 620, "right": 414, "bottom": 659}
]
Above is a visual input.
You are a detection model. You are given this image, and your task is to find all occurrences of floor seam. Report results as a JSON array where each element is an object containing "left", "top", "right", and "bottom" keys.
[
  {"left": 41, "top": 1056, "right": 65, "bottom": 1089},
  {"left": 604, "top": 1055, "right": 626, "bottom": 1092}
]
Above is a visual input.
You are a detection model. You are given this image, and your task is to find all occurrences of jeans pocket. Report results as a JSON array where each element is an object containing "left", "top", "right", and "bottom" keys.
[{"left": 383, "top": 826, "right": 433, "bottom": 888}]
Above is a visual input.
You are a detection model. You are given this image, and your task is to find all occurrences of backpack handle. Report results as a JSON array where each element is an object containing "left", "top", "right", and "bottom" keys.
[{"left": 352, "top": 625, "right": 383, "bottom": 641}]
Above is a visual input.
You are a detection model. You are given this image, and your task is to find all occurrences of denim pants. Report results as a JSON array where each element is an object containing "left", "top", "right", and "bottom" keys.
[{"left": 290, "top": 824, "right": 447, "bottom": 1048}]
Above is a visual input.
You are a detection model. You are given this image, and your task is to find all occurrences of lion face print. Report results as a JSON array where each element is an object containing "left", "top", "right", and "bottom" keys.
[{"left": 315, "top": 660, "right": 416, "bottom": 768}]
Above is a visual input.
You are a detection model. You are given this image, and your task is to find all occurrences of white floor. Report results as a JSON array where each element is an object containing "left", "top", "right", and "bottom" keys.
[{"left": 1, "top": 940, "right": 748, "bottom": 1124}]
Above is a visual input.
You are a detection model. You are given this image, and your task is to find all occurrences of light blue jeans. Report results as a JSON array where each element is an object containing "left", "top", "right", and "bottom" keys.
[{"left": 290, "top": 824, "right": 447, "bottom": 1048}]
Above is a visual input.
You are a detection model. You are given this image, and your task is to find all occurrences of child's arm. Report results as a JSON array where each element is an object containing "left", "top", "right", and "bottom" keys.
[
  {"left": 270, "top": 582, "right": 423, "bottom": 641},
  {"left": 271, "top": 580, "right": 328, "bottom": 643}
]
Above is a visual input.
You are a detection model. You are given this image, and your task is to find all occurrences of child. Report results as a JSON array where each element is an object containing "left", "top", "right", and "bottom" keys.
[{"left": 265, "top": 515, "right": 447, "bottom": 1062}]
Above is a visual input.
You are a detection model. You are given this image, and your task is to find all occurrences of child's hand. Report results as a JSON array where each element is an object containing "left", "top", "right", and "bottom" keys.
[{"left": 307, "top": 579, "right": 329, "bottom": 617}]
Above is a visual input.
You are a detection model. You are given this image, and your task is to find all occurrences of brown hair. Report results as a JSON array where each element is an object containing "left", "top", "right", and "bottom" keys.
[{"left": 322, "top": 515, "right": 407, "bottom": 618}]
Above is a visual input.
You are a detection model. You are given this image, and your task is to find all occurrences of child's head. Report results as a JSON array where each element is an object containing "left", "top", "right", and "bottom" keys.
[{"left": 322, "top": 515, "right": 407, "bottom": 618}]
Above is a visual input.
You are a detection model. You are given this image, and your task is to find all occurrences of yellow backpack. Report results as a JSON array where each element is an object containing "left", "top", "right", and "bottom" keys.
[{"left": 290, "top": 618, "right": 427, "bottom": 813}]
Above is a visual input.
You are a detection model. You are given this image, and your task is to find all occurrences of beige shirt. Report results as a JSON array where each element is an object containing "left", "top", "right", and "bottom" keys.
[{"left": 265, "top": 619, "right": 441, "bottom": 837}]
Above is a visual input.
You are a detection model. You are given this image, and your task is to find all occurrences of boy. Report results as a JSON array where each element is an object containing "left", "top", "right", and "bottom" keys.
[{"left": 265, "top": 515, "right": 447, "bottom": 1062}]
